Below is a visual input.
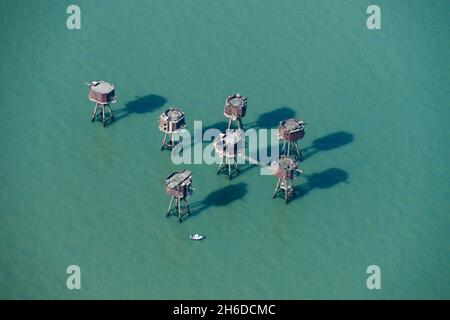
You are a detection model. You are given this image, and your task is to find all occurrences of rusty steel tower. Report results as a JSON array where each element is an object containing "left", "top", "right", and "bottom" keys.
[
  {"left": 224, "top": 93, "right": 247, "bottom": 130},
  {"left": 165, "top": 170, "right": 194, "bottom": 223},
  {"left": 271, "top": 155, "right": 301, "bottom": 203},
  {"left": 213, "top": 130, "right": 244, "bottom": 180},
  {"left": 87, "top": 80, "right": 116, "bottom": 127},
  {"left": 159, "top": 107, "right": 186, "bottom": 150},
  {"left": 279, "top": 118, "right": 306, "bottom": 160}
]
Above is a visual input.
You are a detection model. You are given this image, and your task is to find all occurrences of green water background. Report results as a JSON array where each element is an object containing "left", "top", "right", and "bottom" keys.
[{"left": 0, "top": 0, "right": 448, "bottom": 299}]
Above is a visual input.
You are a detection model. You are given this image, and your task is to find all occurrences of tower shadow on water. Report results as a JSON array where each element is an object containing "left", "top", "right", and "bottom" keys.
[
  {"left": 301, "top": 131, "right": 354, "bottom": 161},
  {"left": 295, "top": 168, "right": 349, "bottom": 198},
  {"left": 113, "top": 94, "right": 167, "bottom": 122},
  {"left": 202, "top": 121, "right": 229, "bottom": 137},
  {"left": 248, "top": 106, "right": 296, "bottom": 129},
  {"left": 188, "top": 183, "right": 248, "bottom": 218}
]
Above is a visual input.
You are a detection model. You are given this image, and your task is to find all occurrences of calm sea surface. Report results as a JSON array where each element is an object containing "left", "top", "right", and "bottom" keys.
[{"left": 0, "top": 0, "right": 448, "bottom": 298}]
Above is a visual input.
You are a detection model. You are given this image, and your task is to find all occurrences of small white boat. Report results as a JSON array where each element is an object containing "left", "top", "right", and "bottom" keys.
[{"left": 189, "top": 234, "right": 205, "bottom": 241}]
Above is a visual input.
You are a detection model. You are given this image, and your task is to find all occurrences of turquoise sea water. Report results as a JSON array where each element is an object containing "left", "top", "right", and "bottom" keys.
[{"left": 0, "top": 0, "right": 449, "bottom": 299}]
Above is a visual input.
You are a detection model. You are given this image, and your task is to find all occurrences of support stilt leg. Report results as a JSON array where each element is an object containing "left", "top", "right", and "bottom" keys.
[
  {"left": 184, "top": 199, "right": 190, "bottom": 216},
  {"left": 295, "top": 142, "right": 301, "bottom": 160},
  {"left": 217, "top": 156, "right": 224, "bottom": 174},
  {"left": 285, "top": 180, "right": 289, "bottom": 203},
  {"left": 167, "top": 196, "right": 175, "bottom": 216},
  {"left": 91, "top": 103, "right": 99, "bottom": 122},
  {"left": 101, "top": 105, "right": 106, "bottom": 127},
  {"left": 161, "top": 133, "right": 167, "bottom": 150},
  {"left": 238, "top": 118, "right": 243, "bottom": 130},
  {"left": 177, "top": 198, "right": 182, "bottom": 223},
  {"left": 291, "top": 180, "right": 296, "bottom": 197},
  {"left": 273, "top": 178, "right": 281, "bottom": 198},
  {"left": 170, "top": 133, "right": 175, "bottom": 149},
  {"left": 106, "top": 104, "right": 114, "bottom": 122}
]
